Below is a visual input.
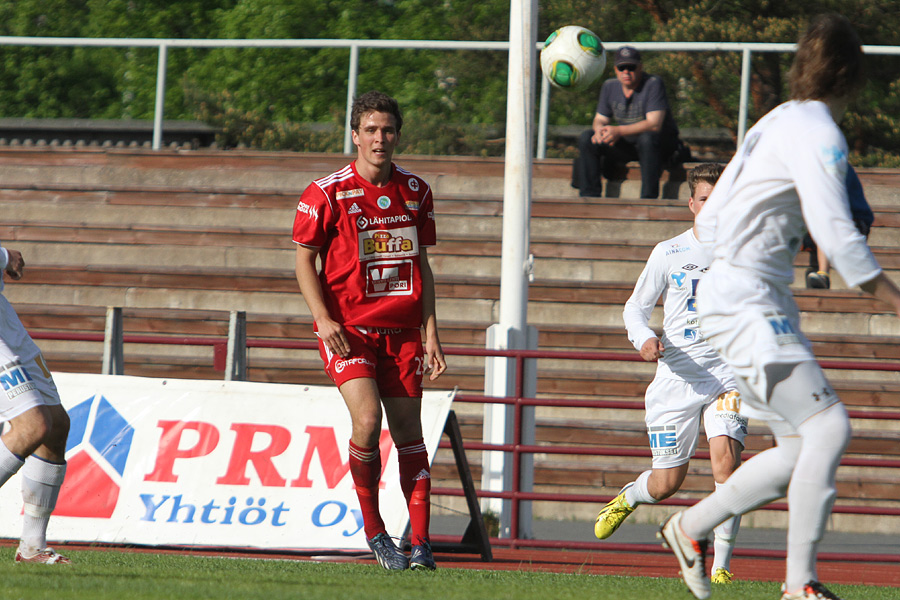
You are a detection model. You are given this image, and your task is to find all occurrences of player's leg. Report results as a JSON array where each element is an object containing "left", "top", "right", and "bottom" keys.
[
  {"left": 702, "top": 389, "right": 747, "bottom": 582},
  {"left": 763, "top": 362, "right": 850, "bottom": 595},
  {"left": 17, "top": 400, "right": 69, "bottom": 564},
  {"left": 379, "top": 330, "right": 434, "bottom": 570},
  {"left": 596, "top": 378, "right": 698, "bottom": 539},
  {"left": 0, "top": 338, "right": 72, "bottom": 565}
]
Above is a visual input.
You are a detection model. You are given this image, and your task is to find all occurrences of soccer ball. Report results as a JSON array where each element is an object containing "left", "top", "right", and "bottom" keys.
[{"left": 540, "top": 26, "right": 606, "bottom": 91}]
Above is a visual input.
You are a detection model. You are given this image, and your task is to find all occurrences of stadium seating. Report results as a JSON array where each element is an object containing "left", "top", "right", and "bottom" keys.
[{"left": 2, "top": 146, "right": 899, "bottom": 529}]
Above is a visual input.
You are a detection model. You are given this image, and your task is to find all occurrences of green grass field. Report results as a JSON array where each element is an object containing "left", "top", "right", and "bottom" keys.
[{"left": 0, "top": 547, "right": 895, "bottom": 600}]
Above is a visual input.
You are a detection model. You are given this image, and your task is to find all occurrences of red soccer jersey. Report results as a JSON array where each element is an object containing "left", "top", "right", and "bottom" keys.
[{"left": 292, "top": 161, "right": 436, "bottom": 329}]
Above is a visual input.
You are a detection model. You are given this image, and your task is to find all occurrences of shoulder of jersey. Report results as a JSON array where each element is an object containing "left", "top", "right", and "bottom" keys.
[
  {"left": 394, "top": 165, "right": 429, "bottom": 193},
  {"left": 313, "top": 165, "right": 356, "bottom": 191}
]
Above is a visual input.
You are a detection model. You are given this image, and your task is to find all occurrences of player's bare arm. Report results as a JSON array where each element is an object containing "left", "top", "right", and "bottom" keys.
[
  {"left": 294, "top": 244, "right": 350, "bottom": 358},
  {"left": 860, "top": 272, "right": 900, "bottom": 318},
  {"left": 419, "top": 249, "right": 446, "bottom": 380},
  {"left": 4, "top": 249, "right": 24, "bottom": 280}
]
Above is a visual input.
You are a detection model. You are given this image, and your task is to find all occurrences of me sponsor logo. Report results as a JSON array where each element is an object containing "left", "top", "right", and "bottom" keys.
[
  {"left": 648, "top": 424, "right": 678, "bottom": 457},
  {"left": 0, "top": 360, "right": 36, "bottom": 400}
]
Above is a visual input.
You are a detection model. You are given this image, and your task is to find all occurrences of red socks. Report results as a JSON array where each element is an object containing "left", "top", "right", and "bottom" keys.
[
  {"left": 349, "top": 438, "right": 431, "bottom": 544},
  {"left": 396, "top": 438, "right": 431, "bottom": 545},
  {"left": 348, "top": 440, "right": 385, "bottom": 539}
]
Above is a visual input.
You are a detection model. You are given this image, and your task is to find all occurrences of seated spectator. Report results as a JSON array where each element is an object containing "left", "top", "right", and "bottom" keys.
[
  {"left": 804, "top": 165, "right": 874, "bottom": 289},
  {"left": 572, "top": 46, "right": 690, "bottom": 199}
]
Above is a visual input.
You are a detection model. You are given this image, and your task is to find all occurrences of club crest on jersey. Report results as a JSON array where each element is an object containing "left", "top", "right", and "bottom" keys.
[
  {"left": 336, "top": 188, "right": 364, "bottom": 200},
  {"left": 377, "top": 196, "right": 391, "bottom": 209},
  {"left": 670, "top": 272, "right": 687, "bottom": 288},
  {"left": 408, "top": 179, "right": 419, "bottom": 192}
]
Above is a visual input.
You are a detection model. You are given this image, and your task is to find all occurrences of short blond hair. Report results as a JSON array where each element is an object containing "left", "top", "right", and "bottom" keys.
[{"left": 688, "top": 163, "right": 724, "bottom": 197}]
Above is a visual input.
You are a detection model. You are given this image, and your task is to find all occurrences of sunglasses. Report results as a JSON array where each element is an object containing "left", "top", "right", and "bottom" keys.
[{"left": 616, "top": 64, "right": 637, "bottom": 72}]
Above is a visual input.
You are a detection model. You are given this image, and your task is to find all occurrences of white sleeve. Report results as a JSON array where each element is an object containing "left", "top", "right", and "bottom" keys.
[
  {"left": 789, "top": 127, "right": 881, "bottom": 288},
  {"left": 623, "top": 245, "right": 666, "bottom": 351},
  {"left": 0, "top": 246, "right": 7, "bottom": 271}
]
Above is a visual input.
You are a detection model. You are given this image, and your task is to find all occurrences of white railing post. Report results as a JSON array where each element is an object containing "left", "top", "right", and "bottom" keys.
[
  {"left": 102, "top": 306, "right": 124, "bottom": 375},
  {"left": 737, "top": 47, "right": 752, "bottom": 148},
  {"left": 343, "top": 43, "right": 360, "bottom": 155},
  {"left": 152, "top": 42, "right": 168, "bottom": 150},
  {"left": 225, "top": 310, "right": 247, "bottom": 381},
  {"left": 536, "top": 70, "right": 551, "bottom": 159}
]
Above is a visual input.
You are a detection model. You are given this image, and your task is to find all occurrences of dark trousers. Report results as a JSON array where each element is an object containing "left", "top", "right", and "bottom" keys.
[{"left": 573, "top": 129, "right": 674, "bottom": 199}]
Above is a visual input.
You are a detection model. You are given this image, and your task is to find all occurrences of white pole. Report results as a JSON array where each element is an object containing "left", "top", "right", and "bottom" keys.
[
  {"left": 152, "top": 42, "right": 168, "bottom": 150},
  {"left": 344, "top": 43, "right": 360, "bottom": 154},
  {"left": 482, "top": 0, "right": 537, "bottom": 540},
  {"left": 737, "top": 48, "right": 752, "bottom": 148}
]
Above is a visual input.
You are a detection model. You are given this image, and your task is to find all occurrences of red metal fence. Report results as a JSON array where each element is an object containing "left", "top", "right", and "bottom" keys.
[{"left": 30, "top": 329, "right": 900, "bottom": 563}]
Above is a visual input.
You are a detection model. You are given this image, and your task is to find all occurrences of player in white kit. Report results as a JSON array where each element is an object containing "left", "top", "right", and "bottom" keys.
[
  {"left": 594, "top": 164, "right": 746, "bottom": 584},
  {"left": 659, "top": 15, "right": 900, "bottom": 600},
  {"left": 0, "top": 244, "right": 70, "bottom": 564}
]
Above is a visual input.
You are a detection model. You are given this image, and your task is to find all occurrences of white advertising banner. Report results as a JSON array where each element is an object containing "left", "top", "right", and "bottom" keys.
[{"left": 0, "top": 373, "right": 455, "bottom": 552}]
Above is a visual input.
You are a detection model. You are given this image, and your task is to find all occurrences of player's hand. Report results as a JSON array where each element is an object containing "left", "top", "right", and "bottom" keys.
[
  {"left": 316, "top": 317, "right": 350, "bottom": 358},
  {"left": 639, "top": 337, "right": 664, "bottom": 362},
  {"left": 425, "top": 338, "right": 446, "bottom": 381},
  {"left": 4, "top": 249, "right": 24, "bottom": 280}
]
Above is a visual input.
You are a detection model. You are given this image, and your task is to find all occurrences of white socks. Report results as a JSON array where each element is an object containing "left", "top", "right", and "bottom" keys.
[
  {"left": 784, "top": 403, "right": 850, "bottom": 591},
  {"left": 20, "top": 456, "right": 66, "bottom": 555},
  {"left": 680, "top": 434, "right": 801, "bottom": 540},
  {"left": 0, "top": 439, "right": 25, "bottom": 488},
  {"left": 624, "top": 470, "right": 655, "bottom": 506},
  {"left": 711, "top": 481, "right": 741, "bottom": 572}
]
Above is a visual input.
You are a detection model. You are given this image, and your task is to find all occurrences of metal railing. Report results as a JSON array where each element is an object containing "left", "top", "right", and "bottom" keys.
[
  {"left": 30, "top": 306, "right": 900, "bottom": 561},
  {"left": 2, "top": 36, "right": 899, "bottom": 155}
]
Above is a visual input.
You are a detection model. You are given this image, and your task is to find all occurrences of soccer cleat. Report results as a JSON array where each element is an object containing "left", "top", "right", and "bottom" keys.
[
  {"left": 659, "top": 512, "right": 710, "bottom": 600},
  {"left": 594, "top": 483, "right": 635, "bottom": 539},
  {"left": 15, "top": 547, "right": 70, "bottom": 564},
  {"left": 366, "top": 533, "right": 409, "bottom": 571},
  {"left": 806, "top": 270, "right": 831, "bottom": 289},
  {"left": 711, "top": 567, "right": 735, "bottom": 584},
  {"left": 780, "top": 581, "right": 844, "bottom": 600},
  {"left": 409, "top": 539, "right": 436, "bottom": 571}
]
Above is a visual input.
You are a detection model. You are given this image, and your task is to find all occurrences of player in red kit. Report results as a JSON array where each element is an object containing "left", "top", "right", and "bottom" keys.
[{"left": 293, "top": 90, "right": 447, "bottom": 571}]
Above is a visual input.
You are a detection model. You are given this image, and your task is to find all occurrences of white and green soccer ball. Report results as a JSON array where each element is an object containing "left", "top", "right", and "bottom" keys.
[{"left": 540, "top": 25, "right": 606, "bottom": 91}]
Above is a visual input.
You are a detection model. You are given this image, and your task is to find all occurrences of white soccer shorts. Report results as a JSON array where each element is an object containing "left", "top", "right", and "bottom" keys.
[
  {"left": 0, "top": 295, "right": 61, "bottom": 421},
  {"left": 643, "top": 376, "right": 748, "bottom": 469},
  {"left": 697, "top": 264, "right": 837, "bottom": 428}
]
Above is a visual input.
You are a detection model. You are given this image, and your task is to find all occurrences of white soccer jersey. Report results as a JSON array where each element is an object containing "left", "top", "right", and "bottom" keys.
[
  {"left": 695, "top": 100, "right": 881, "bottom": 288},
  {"left": 623, "top": 228, "right": 732, "bottom": 384}
]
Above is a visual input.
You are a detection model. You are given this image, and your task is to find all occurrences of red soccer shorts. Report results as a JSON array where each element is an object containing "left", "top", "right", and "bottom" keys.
[{"left": 316, "top": 326, "right": 424, "bottom": 398}]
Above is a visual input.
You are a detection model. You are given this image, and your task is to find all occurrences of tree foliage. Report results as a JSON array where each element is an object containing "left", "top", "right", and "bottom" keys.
[{"left": 0, "top": 0, "right": 897, "bottom": 164}]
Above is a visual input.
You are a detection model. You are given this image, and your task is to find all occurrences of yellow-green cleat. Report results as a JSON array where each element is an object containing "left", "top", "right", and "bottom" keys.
[
  {"left": 594, "top": 483, "right": 635, "bottom": 539},
  {"left": 711, "top": 567, "right": 735, "bottom": 584}
]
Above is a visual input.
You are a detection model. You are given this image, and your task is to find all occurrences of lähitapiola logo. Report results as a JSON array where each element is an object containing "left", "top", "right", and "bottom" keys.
[{"left": 55, "top": 394, "right": 135, "bottom": 518}]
